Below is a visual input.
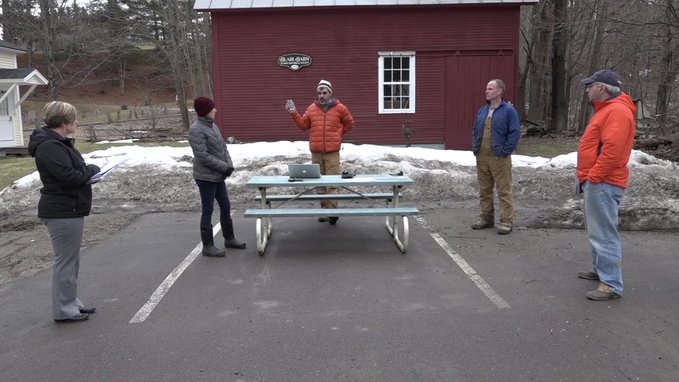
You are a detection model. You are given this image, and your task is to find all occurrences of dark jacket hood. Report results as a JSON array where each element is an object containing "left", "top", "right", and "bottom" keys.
[{"left": 28, "top": 127, "right": 70, "bottom": 157}]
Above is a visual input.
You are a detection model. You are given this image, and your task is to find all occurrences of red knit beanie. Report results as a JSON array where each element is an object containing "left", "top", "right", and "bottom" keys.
[{"left": 194, "top": 97, "right": 215, "bottom": 117}]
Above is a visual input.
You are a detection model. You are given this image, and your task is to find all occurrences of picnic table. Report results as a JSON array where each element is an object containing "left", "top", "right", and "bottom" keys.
[{"left": 244, "top": 174, "right": 419, "bottom": 255}]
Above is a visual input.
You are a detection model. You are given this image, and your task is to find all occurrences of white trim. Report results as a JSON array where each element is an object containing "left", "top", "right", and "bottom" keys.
[
  {"left": 0, "top": 69, "right": 49, "bottom": 85},
  {"left": 18, "top": 85, "right": 39, "bottom": 108},
  {"left": 0, "top": 84, "right": 16, "bottom": 105}
]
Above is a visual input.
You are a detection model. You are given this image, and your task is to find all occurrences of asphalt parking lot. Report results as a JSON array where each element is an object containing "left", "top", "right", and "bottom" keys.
[{"left": 1, "top": 205, "right": 677, "bottom": 381}]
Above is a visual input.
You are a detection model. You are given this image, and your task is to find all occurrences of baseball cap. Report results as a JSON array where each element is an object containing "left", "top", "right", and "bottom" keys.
[{"left": 581, "top": 69, "right": 621, "bottom": 87}]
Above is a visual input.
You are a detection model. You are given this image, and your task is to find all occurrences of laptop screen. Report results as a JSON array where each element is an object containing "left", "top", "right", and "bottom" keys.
[{"left": 288, "top": 164, "right": 321, "bottom": 178}]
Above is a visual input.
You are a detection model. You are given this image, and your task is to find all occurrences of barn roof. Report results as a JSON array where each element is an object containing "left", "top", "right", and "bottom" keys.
[{"left": 194, "top": 0, "right": 538, "bottom": 10}]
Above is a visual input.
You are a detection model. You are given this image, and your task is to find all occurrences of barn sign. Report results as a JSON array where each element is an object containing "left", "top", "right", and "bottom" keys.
[{"left": 277, "top": 53, "right": 312, "bottom": 71}]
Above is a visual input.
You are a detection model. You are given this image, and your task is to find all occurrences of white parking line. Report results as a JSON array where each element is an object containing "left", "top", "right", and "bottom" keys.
[
  {"left": 129, "top": 223, "right": 222, "bottom": 324},
  {"left": 415, "top": 216, "right": 510, "bottom": 309}
]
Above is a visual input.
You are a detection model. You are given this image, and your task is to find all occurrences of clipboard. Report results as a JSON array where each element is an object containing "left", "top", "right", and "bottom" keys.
[{"left": 87, "top": 157, "right": 127, "bottom": 184}]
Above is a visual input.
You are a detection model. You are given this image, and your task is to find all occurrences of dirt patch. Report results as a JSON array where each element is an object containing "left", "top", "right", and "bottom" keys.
[
  {"left": 0, "top": 217, "right": 42, "bottom": 232},
  {"left": 0, "top": 212, "right": 141, "bottom": 285}
]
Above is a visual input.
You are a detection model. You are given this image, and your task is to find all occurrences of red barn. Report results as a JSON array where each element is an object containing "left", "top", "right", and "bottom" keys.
[{"left": 194, "top": 0, "right": 537, "bottom": 150}]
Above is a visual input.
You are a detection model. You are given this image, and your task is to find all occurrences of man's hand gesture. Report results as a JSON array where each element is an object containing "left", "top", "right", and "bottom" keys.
[{"left": 285, "top": 99, "right": 296, "bottom": 114}]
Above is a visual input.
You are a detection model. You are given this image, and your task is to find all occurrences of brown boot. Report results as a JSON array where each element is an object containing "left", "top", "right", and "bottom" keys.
[
  {"left": 471, "top": 220, "right": 494, "bottom": 230},
  {"left": 586, "top": 283, "right": 621, "bottom": 301},
  {"left": 496, "top": 222, "right": 512, "bottom": 235}
]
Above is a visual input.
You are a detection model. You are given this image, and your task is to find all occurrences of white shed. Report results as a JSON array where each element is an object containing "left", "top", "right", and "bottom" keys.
[{"left": 0, "top": 40, "right": 48, "bottom": 149}]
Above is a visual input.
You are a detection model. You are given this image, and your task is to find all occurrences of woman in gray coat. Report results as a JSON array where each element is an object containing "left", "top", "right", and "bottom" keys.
[{"left": 189, "top": 97, "right": 246, "bottom": 256}]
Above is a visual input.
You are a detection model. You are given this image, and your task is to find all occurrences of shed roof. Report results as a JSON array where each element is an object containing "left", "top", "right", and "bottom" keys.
[
  {"left": 0, "top": 69, "right": 48, "bottom": 85},
  {"left": 194, "top": 0, "right": 538, "bottom": 10},
  {"left": 0, "top": 40, "right": 25, "bottom": 53}
]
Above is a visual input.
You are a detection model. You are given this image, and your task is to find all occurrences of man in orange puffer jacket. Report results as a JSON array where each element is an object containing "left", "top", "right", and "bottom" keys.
[
  {"left": 286, "top": 80, "right": 355, "bottom": 225},
  {"left": 576, "top": 69, "right": 637, "bottom": 301}
]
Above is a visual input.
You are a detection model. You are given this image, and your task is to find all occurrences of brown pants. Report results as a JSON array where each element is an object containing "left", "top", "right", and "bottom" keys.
[
  {"left": 475, "top": 154, "right": 514, "bottom": 225},
  {"left": 311, "top": 151, "right": 340, "bottom": 209}
]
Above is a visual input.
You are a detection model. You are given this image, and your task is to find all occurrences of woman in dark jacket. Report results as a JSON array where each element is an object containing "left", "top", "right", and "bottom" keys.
[
  {"left": 28, "top": 101, "right": 100, "bottom": 323},
  {"left": 189, "top": 97, "right": 246, "bottom": 257}
]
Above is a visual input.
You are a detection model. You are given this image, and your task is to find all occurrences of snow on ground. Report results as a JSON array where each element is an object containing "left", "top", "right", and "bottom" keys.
[{"left": 3, "top": 141, "right": 678, "bottom": 230}]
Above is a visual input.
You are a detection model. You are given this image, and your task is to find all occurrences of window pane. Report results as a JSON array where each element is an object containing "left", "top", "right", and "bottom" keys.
[
  {"left": 393, "top": 71, "right": 401, "bottom": 82},
  {"left": 384, "top": 58, "right": 392, "bottom": 70},
  {"left": 385, "top": 70, "right": 392, "bottom": 82},
  {"left": 383, "top": 85, "right": 392, "bottom": 97},
  {"left": 0, "top": 91, "right": 8, "bottom": 115},
  {"left": 402, "top": 70, "right": 409, "bottom": 81},
  {"left": 400, "top": 84, "right": 409, "bottom": 96},
  {"left": 393, "top": 59, "right": 401, "bottom": 69},
  {"left": 402, "top": 58, "right": 409, "bottom": 69}
]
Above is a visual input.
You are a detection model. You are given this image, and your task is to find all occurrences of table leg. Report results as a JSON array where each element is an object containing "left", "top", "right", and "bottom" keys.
[
  {"left": 256, "top": 218, "right": 267, "bottom": 255},
  {"left": 386, "top": 185, "right": 408, "bottom": 252},
  {"left": 385, "top": 215, "right": 409, "bottom": 253},
  {"left": 257, "top": 187, "right": 273, "bottom": 255}
]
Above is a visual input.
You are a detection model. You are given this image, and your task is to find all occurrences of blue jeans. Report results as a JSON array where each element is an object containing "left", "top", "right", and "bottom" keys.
[
  {"left": 195, "top": 179, "right": 232, "bottom": 228},
  {"left": 583, "top": 181, "right": 625, "bottom": 294}
]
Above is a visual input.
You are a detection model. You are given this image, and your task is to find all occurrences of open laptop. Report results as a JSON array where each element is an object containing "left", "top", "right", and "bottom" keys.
[{"left": 288, "top": 163, "right": 321, "bottom": 179}]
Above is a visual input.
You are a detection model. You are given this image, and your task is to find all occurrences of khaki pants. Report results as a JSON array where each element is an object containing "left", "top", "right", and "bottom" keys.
[
  {"left": 475, "top": 154, "right": 514, "bottom": 225},
  {"left": 311, "top": 151, "right": 340, "bottom": 209}
]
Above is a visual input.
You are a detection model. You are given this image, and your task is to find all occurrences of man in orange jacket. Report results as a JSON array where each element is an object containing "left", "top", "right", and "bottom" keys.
[
  {"left": 286, "top": 80, "right": 355, "bottom": 225},
  {"left": 577, "top": 69, "right": 636, "bottom": 301}
]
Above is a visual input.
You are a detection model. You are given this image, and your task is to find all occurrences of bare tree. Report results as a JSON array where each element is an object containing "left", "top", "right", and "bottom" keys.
[
  {"left": 0, "top": 0, "right": 38, "bottom": 68},
  {"left": 575, "top": 0, "right": 608, "bottom": 133},
  {"left": 525, "top": 0, "right": 553, "bottom": 126},
  {"left": 549, "top": 0, "right": 568, "bottom": 132},
  {"left": 655, "top": 0, "right": 679, "bottom": 129},
  {"left": 518, "top": 5, "right": 542, "bottom": 120},
  {"left": 155, "top": 0, "right": 191, "bottom": 130},
  {"left": 37, "top": 0, "right": 60, "bottom": 99}
]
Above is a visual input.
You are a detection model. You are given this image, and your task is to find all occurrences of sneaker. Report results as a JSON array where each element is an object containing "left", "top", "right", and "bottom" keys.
[
  {"left": 496, "top": 222, "right": 512, "bottom": 235},
  {"left": 577, "top": 270, "right": 599, "bottom": 280},
  {"left": 586, "top": 283, "right": 621, "bottom": 301},
  {"left": 471, "top": 220, "right": 494, "bottom": 230},
  {"left": 318, "top": 217, "right": 330, "bottom": 223}
]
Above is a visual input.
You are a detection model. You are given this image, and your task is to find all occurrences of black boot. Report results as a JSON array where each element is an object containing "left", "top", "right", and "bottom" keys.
[
  {"left": 221, "top": 219, "right": 247, "bottom": 249},
  {"left": 201, "top": 226, "right": 225, "bottom": 257}
]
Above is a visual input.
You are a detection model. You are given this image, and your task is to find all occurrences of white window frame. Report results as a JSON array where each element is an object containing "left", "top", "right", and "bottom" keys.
[
  {"left": 0, "top": 89, "right": 9, "bottom": 116},
  {"left": 378, "top": 51, "right": 416, "bottom": 114}
]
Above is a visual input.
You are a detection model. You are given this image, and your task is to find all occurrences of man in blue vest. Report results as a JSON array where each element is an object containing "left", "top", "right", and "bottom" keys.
[{"left": 471, "top": 79, "right": 521, "bottom": 235}]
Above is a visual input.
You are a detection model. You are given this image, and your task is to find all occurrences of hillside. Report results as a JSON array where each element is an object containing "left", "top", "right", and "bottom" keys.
[{"left": 18, "top": 50, "right": 177, "bottom": 106}]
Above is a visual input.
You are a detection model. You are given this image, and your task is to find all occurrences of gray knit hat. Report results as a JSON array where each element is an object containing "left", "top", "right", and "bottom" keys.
[{"left": 317, "top": 79, "right": 332, "bottom": 93}]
